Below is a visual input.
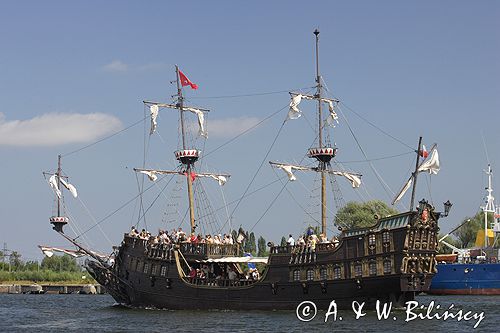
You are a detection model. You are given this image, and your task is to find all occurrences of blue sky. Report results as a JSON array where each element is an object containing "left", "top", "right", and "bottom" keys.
[{"left": 0, "top": 1, "right": 499, "bottom": 260}]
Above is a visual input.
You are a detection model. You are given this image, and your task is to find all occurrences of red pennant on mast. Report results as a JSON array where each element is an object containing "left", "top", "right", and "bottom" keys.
[
  {"left": 419, "top": 145, "right": 429, "bottom": 159},
  {"left": 179, "top": 69, "right": 198, "bottom": 90},
  {"left": 183, "top": 171, "right": 196, "bottom": 182}
]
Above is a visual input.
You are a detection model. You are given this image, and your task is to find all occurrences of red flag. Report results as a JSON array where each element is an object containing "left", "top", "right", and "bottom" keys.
[
  {"left": 419, "top": 145, "right": 429, "bottom": 159},
  {"left": 179, "top": 69, "right": 198, "bottom": 90},
  {"left": 184, "top": 171, "right": 196, "bottom": 182}
]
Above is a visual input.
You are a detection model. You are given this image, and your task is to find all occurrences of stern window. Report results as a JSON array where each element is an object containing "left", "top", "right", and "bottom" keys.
[
  {"left": 382, "top": 231, "right": 390, "bottom": 244},
  {"left": 369, "top": 261, "right": 377, "bottom": 276},
  {"left": 383, "top": 260, "right": 392, "bottom": 274},
  {"left": 320, "top": 267, "right": 328, "bottom": 280},
  {"left": 306, "top": 269, "right": 315, "bottom": 281},
  {"left": 354, "top": 263, "right": 362, "bottom": 277},
  {"left": 368, "top": 234, "right": 376, "bottom": 246},
  {"left": 333, "top": 266, "right": 342, "bottom": 279}
]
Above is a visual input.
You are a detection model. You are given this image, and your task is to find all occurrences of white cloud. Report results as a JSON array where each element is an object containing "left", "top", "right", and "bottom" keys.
[
  {"left": 102, "top": 60, "right": 168, "bottom": 73},
  {"left": 206, "top": 117, "right": 261, "bottom": 139},
  {"left": 102, "top": 60, "right": 129, "bottom": 72},
  {"left": 0, "top": 112, "right": 123, "bottom": 147}
]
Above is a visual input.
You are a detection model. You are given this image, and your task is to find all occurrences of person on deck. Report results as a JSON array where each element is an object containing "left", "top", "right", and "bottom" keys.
[
  {"left": 287, "top": 234, "right": 295, "bottom": 246},
  {"left": 129, "top": 227, "right": 138, "bottom": 237}
]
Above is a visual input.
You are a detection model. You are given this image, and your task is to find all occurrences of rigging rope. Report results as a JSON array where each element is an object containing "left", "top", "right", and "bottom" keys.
[
  {"left": 203, "top": 105, "right": 287, "bottom": 158},
  {"left": 62, "top": 116, "right": 147, "bottom": 157},
  {"left": 74, "top": 172, "right": 174, "bottom": 241},
  {"left": 336, "top": 104, "right": 396, "bottom": 203},
  {"left": 186, "top": 87, "right": 315, "bottom": 100},
  {"left": 218, "top": 119, "right": 288, "bottom": 233}
]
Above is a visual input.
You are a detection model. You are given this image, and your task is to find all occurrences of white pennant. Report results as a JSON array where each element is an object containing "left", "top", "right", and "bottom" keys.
[
  {"left": 418, "top": 148, "right": 440, "bottom": 175},
  {"left": 48, "top": 175, "right": 62, "bottom": 199},
  {"left": 288, "top": 94, "right": 303, "bottom": 120},
  {"left": 59, "top": 177, "right": 78, "bottom": 198},
  {"left": 332, "top": 171, "right": 361, "bottom": 188},
  {"left": 139, "top": 170, "right": 158, "bottom": 182},
  {"left": 149, "top": 104, "right": 159, "bottom": 135},
  {"left": 185, "top": 107, "right": 207, "bottom": 138},
  {"left": 325, "top": 100, "right": 339, "bottom": 127}
]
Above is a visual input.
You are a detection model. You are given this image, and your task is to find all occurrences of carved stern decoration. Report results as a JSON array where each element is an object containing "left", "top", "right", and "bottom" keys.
[{"left": 400, "top": 200, "right": 439, "bottom": 291}]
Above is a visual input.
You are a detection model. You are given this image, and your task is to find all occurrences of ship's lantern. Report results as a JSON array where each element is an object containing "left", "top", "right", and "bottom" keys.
[{"left": 418, "top": 199, "right": 428, "bottom": 213}]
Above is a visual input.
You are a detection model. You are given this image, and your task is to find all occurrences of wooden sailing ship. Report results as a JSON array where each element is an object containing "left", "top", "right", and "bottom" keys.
[{"left": 46, "top": 30, "right": 447, "bottom": 310}]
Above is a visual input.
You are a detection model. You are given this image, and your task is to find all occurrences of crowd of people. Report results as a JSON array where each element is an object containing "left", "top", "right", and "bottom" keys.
[
  {"left": 286, "top": 230, "right": 339, "bottom": 251},
  {"left": 128, "top": 226, "right": 235, "bottom": 246}
]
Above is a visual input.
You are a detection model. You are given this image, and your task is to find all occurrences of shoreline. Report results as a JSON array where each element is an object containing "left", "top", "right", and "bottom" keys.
[{"left": 0, "top": 283, "right": 105, "bottom": 294}]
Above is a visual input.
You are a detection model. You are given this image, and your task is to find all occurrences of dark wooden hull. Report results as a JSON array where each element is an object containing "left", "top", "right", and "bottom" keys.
[{"left": 87, "top": 210, "right": 439, "bottom": 310}]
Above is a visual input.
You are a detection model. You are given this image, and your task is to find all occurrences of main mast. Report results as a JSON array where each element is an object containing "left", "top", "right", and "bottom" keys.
[
  {"left": 314, "top": 29, "right": 328, "bottom": 237},
  {"left": 175, "top": 65, "right": 197, "bottom": 234}
]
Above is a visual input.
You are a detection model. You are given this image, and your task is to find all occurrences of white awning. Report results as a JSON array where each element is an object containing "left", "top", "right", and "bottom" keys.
[{"left": 195, "top": 257, "right": 268, "bottom": 264}]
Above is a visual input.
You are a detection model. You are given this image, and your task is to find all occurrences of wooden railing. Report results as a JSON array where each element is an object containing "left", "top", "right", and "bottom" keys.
[
  {"left": 185, "top": 277, "right": 258, "bottom": 287},
  {"left": 270, "top": 243, "right": 338, "bottom": 255},
  {"left": 179, "top": 243, "right": 240, "bottom": 258}
]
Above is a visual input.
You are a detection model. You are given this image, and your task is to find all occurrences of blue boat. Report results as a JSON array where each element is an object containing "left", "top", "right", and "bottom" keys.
[{"left": 429, "top": 165, "right": 500, "bottom": 295}]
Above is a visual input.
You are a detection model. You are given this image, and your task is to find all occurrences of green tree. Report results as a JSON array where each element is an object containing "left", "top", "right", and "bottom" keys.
[
  {"left": 41, "top": 254, "right": 81, "bottom": 272},
  {"left": 248, "top": 232, "right": 256, "bottom": 255},
  {"left": 9, "top": 251, "right": 23, "bottom": 270},
  {"left": 453, "top": 212, "right": 491, "bottom": 248},
  {"left": 257, "top": 236, "right": 267, "bottom": 257},
  {"left": 334, "top": 200, "right": 399, "bottom": 230},
  {"left": 280, "top": 236, "right": 287, "bottom": 246},
  {"left": 437, "top": 234, "right": 461, "bottom": 254},
  {"left": 24, "top": 260, "right": 40, "bottom": 271}
]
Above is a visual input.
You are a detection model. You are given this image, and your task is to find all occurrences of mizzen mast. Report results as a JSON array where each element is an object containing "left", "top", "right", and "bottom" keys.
[
  {"left": 482, "top": 164, "right": 495, "bottom": 248},
  {"left": 48, "top": 155, "right": 69, "bottom": 233}
]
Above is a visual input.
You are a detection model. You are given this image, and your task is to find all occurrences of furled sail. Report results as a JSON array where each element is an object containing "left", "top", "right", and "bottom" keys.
[
  {"left": 38, "top": 245, "right": 108, "bottom": 259},
  {"left": 196, "top": 174, "right": 228, "bottom": 186},
  {"left": 325, "top": 100, "right": 339, "bottom": 127},
  {"left": 135, "top": 168, "right": 229, "bottom": 185},
  {"left": 184, "top": 107, "right": 207, "bottom": 138},
  {"left": 149, "top": 104, "right": 159, "bottom": 135},
  {"left": 288, "top": 94, "right": 304, "bottom": 120},
  {"left": 392, "top": 146, "right": 440, "bottom": 205},
  {"left": 331, "top": 170, "right": 361, "bottom": 188},
  {"left": 392, "top": 177, "right": 413, "bottom": 205},
  {"left": 271, "top": 162, "right": 361, "bottom": 187},
  {"left": 39, "top": 245, "right": 83, "bottom": 258},
  {"left": 272, "top": 163, "right": 310, "bottom": 181},
  {"left": 48, "top": 175, "right": 62, "bottom": 199},
  {"left": 59, "top": 177, "right": 78, "bottom": 198},
  {"left": 48, "top": 174, "right": 77, "bottom": 198},
  {"left": 288, "top": 94, "right": 339, "bottom": 127},
  {"left": 418, "top": 147, "right": 440, "bottom": 174},
  {"left": 139, "top": 170, "right": 158, "bottom": 182}
]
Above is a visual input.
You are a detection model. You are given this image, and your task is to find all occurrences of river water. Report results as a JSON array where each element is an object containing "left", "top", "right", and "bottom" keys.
[{"left": 0, "top": 293, "right": 497, "bottom": 332}]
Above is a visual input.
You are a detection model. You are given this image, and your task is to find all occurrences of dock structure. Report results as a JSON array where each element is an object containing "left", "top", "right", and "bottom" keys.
[{"left": 0, "top": 284, "right": 105, "bottom": 294}]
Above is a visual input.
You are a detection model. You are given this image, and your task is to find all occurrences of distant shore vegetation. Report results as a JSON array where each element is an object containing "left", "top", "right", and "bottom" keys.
[{"left": 0, "top": 252, "right": 94, "bottom": 284}]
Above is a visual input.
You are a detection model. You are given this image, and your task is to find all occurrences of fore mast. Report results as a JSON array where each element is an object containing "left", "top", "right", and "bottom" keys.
[
  {"left": 175, "top": 65, "right": 197, "bottom": 234},
  {"left": 136, "top": 67, "right": 229, "bottom": 236}
]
